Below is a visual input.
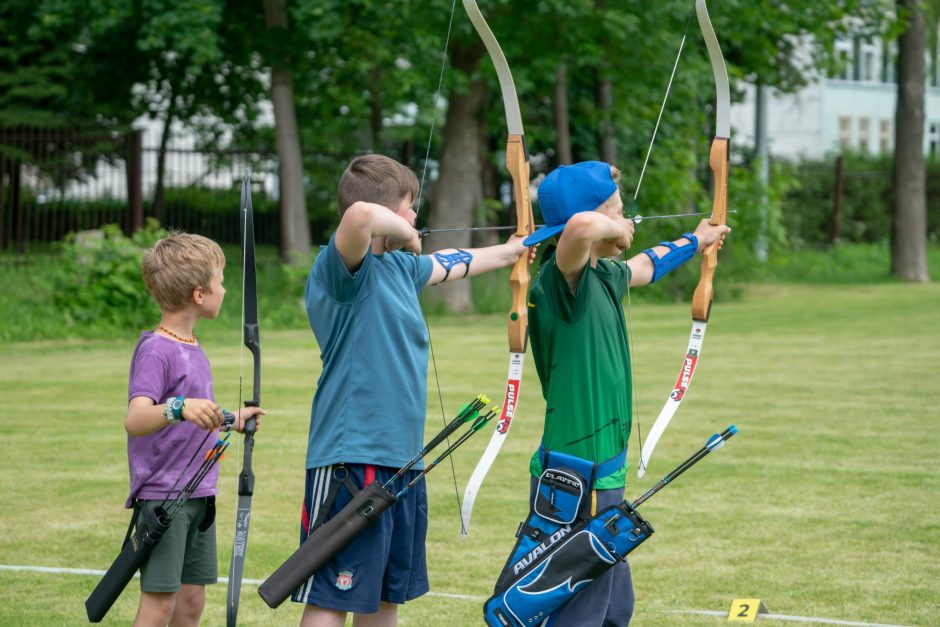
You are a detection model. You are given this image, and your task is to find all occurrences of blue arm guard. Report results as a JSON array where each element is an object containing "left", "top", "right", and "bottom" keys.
[
  {"left": 642, "top": 232, "right": 699, "bottom": 283},
  {"left": 433, "top": 249, "right": 473, "bottom": 281}
]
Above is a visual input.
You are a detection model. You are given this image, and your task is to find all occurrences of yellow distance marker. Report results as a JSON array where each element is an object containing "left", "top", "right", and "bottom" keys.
[{"left": 728, "top": 599, "right": 769, "bottom": 622}]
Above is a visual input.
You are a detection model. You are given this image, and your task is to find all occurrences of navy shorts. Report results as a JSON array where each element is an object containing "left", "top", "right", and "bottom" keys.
[
  {"left": 529, "top": 478, "right": 636, "bottom": 627},
  {"left": 291, "top": 464, "right": 430, "bottom": 613}
]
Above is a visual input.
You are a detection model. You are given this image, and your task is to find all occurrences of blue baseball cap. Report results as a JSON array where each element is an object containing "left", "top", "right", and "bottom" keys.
[{"left": 524, "top": 161, "right": 618, "bottom": 246}]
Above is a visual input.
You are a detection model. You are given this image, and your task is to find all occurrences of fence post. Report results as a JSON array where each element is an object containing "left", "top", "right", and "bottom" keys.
[
  {"left": 0, "top": 125, "right": 7, "bottom": 250},
  {"left": 11, "top": 154, "right": 23, "bottom": 254},
  {"left": 832, "top": 154, "right": 844, "bottom": 245},
  {"left": 125, "top": 129, "right": 144, "bottom": 235}
]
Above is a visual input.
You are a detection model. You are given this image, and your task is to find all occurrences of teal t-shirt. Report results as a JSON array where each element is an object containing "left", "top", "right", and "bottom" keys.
[
  {"left": 304, "top": 235, "right": 433, "bottom": 470},
  {"left": 528, "top": 255, "right": 632, "bottom": 489}
]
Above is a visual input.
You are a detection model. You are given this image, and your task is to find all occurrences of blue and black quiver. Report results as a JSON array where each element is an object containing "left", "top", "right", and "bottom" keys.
[{"left": 484, "top": 426, "right": 738, "bottom": 626}]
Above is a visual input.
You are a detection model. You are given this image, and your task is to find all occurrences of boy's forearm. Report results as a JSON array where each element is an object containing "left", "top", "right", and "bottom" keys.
[
  {"left": 566, "top": 212, "right": 625, "bottom": 244},
  {"left": 344, "top": 201, "right": 414, "bottom": 240},
  {"left": 125, "top": 403, "right": 170, "bottom": 436},
  {"left": 427, "top": 243, "right": 513, "bottom": 284},
  {"left": 645, "top": 234, "right": 698, "bottom": 258},
  {"left": 462, "top": 243, "right": 518, "bottom": 276}
]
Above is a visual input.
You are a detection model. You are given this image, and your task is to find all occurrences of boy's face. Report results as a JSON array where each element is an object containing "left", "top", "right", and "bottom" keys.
[
  {"left": 593, "top": 192, "right": 632, "bottom": 258},
  {"left": 196, "top": 269, "right": 226, "bottom": 319},
  {"left": 393, "top": 194, "right": 417, "bottom": 226}
]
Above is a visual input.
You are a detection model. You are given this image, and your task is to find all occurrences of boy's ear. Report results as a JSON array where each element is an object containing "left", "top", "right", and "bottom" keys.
[{"left": 192, "top": 285, "right": 204, "bottom": 305}]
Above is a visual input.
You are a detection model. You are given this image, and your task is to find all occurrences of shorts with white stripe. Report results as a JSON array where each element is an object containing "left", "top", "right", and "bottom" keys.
[{"left": 290, "top": 464, "right": 429, "bottom": 613}]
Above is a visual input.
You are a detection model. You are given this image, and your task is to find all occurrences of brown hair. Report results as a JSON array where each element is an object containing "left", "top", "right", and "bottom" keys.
[
  {"left": 337, "top": 154, "right": 419, "bottom": 215},
  {"left": 142, "top": 232, "right": 226, "bottom": 312}
]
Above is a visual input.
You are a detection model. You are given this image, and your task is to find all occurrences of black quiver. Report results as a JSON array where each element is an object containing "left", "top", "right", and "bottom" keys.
[
  {"left": 258, "top": 480, "right": 397, "bottom": 609},
  {"left": 85, "top": 504, "right": 170, "bottom": 623}
]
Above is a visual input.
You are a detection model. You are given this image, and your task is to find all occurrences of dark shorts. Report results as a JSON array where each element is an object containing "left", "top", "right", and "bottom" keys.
[
  {"left": 138, "top": 498, "right": 217, "bottom": 593},
  {"left": 529, "top": 479, "right": 636, "bottom": 627},
  {"left": 291, "top": 464, "right": 430, "bottom": 613}
]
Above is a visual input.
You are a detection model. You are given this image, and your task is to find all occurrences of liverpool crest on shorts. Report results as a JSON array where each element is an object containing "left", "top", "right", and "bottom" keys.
[{"left": 335, "top": 570, "right": 353, "bottom": 590}]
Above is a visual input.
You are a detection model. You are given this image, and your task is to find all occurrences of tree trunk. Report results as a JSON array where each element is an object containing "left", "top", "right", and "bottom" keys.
[
  {"left": 263, "top": 0, "right": 311, "bottom": 262},
  {"left": 554, "top": 62, "right": 572, "bottom": 165},
  {"left": 892, "top": 0, "right": 929, "bottom": 281},
  {"left": 153, "top": 97, "right": 175, "bottom": 224},
  {"left": 424, "top": 45, "right": 487, "bottom": 313},
  {"left": 369, "top": 65, "right": 383, "bottom": 150},
  {"left": 595, "top": 71, "right": 617, "bottom": 164}
]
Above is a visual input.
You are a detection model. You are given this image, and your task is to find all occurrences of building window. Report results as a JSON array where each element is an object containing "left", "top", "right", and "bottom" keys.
[
  {"left": 929, "top": 123, "right": 940, "bottom": 157},
  {"left": 838, "top": 116, "right": 853, "bottom": 149},
  {"left": 860, "top": 39, "right": 876, "bottom": 82},
  {"left": 881, "top": 43, "right": 897, "bottom": 83},
  {"left": 858, "top": 117, "right": 870, "bottom": 153},
  {"left": 834, "top": 40, "right": 852, "bottom": 80},
  {"left": 880, "top": 119, "right": 892, "bottom": 153}
]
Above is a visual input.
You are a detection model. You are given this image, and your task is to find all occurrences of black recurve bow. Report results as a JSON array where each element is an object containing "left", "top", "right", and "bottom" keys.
[{"left": 226, "top": 172, "right": 261, "bottom": 625}]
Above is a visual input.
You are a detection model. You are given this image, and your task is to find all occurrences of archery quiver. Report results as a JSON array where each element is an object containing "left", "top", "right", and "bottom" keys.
[
  {"left": 85, "top": 503, "right": 171, "bottom": 623},
  {"left": 483, "top": 425, "right": 739, "bottom": 626},
  {"left": 484, "top": 501, "right": 652, "bottom": 626},
  {"left": 258, "top": 479, "right": 397, "bottom": 608},
  {"left": 482, "top": 447, "right": 652, "bottom": 626}
]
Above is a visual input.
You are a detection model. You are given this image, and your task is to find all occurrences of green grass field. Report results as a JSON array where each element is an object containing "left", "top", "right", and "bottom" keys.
[{"left": 1, "top": 282, "right": 938, "bottom": 626}]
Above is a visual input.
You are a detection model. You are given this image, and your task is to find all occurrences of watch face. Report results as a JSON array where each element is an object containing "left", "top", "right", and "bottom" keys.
[{"left": 172, "top": 398, "right": 184, "bottom": 411}]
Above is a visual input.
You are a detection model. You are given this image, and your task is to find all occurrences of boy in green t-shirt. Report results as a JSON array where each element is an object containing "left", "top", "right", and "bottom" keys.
[{"left": 521, "top": 160, "right": 729, "bottom": 625}]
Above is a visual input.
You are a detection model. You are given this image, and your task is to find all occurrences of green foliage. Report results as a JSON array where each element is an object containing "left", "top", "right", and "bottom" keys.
[
  {"left": 779, "top": 152, "right": 890, "bottom": 247},
  {"left": 52, "top": 220, "right": 166, "bottom": 331},
  {"left": 777, "top": 152, "right": 940, "bottom": 248}
]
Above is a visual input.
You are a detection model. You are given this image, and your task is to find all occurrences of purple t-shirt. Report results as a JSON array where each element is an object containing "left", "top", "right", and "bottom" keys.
[{"left": 126, "top": 331, "right": 218, "bottom": 507}]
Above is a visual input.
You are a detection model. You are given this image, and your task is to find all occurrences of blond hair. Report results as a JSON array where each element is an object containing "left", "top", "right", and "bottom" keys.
[
  {"left": 337, "top": 154, "right": 419, "bottom": 215},
  {"left": 598, "top": 165, "right": 623, "bottom": 212},
  {"left": 142, "top": 232, "right": 226, "bottom": 312}
]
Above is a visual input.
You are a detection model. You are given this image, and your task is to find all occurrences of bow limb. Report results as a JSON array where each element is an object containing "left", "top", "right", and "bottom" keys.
[
  {"left": 637, "top": 0, "right": 730, "bottom": 478},
  {"left": 459, "top": 0, "right": 534, "bottom": 537},
  {"left": 226, "top": 172, "right": 261, "bottom": 625}
]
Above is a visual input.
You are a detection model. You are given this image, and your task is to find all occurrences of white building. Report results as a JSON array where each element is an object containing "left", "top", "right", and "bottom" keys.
[{"left": 729, "top": 35, "right": 940, "bottom": 159}]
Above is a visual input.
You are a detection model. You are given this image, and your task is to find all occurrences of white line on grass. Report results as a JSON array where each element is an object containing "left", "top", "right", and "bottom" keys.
[
  {"left": 0, "top": 564, "right": 484, "bottom": 602},
  {"left": 664, "top": 609, "right": 911, "bottom": 627},
  {"left": 1, "top": 564, "right": 913, "bottom": 625}
]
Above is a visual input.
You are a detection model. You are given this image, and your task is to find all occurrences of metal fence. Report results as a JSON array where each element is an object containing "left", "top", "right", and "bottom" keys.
[
  {"left": 0, "top": 125, "right": 137, "bottom": 253},
  {"left": 0, "top": 125, "right": 282, "bottom": 254}
]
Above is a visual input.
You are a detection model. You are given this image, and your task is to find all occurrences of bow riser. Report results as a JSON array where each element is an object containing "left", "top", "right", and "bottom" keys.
[
  {"left": 506, "top": 135, "right": 534, "bottom": 351},
  {"left": 691, "top": 136, "right": 729, "bottom": 323}
]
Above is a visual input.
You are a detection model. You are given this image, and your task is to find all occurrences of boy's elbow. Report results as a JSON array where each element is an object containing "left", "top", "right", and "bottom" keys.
[
  {"left": 124, "top": 410, "right": 146, "bottom": 436},
  {"left": 342, "top": 201, "right": 375, "bottom": 228}
]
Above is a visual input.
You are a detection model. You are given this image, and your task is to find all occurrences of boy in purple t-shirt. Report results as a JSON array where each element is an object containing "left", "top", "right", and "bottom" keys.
[{"left": 123, "top": 232, "right": 265, "bottom": 626}]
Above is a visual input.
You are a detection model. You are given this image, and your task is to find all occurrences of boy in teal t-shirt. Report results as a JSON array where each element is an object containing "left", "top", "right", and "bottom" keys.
[
  {"left": 522, "top": 161, "right": 730, "bottom": 625},
  {"left": 295, "top": 154, "right": 533, "bottom": 626}
]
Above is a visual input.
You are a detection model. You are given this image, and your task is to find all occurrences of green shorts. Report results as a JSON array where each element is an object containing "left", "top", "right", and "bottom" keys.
[{"left": 138, "top": 498, "right": 217, "bottom": 593}]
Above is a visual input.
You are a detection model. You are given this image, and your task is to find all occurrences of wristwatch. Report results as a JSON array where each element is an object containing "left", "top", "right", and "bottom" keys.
[{"left": 165, "top": 396, "right": 185, "bottom": 424}]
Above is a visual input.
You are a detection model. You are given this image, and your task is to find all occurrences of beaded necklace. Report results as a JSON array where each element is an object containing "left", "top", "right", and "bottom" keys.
[{"left": 156, "top": 324, "right": 197, "bottom": 344}]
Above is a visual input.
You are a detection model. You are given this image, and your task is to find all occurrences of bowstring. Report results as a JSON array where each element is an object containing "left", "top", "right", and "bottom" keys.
[
  {"left": 233, "top": 172, "right": 249, "bottom": 503},
  {"left": 415, "top": 0, "right": 466, "bottom": 533},
  {"left": 627, "top": 5, "right": 695, "bottom": 464}
]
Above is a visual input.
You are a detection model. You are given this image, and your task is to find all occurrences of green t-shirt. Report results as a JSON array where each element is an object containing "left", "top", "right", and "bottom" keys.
[{"left": 528, "top": 255, "right": 632, "bottom": 490}]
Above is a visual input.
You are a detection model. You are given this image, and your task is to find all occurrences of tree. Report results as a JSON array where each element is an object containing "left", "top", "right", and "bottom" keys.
[
  {"left": 262, "top": 0, "right": 310, "bottom": 261},
  {"left": 893, "top": 0, "right": 930, "bottom": 281}
]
